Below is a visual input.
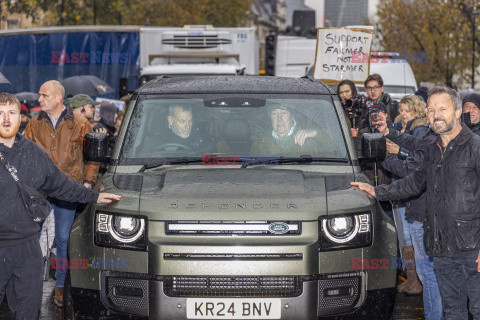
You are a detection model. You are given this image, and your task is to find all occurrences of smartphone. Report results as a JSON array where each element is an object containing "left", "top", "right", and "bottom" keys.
[
  {"left": 94, "top": 106, "right": 101, "bottom": 122},
  {"left": 369, "top": 110, "right": 380, "bottom": 128}
]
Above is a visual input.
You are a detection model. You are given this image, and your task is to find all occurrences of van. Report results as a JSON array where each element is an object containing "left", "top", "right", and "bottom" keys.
[{"left": 269, "top": 35, "right": 418, "bottom": 100}]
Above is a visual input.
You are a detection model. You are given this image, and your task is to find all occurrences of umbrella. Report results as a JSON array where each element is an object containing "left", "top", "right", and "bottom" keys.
[
  {"left": 0, "top": 72, "right": 13, "bottom": 93},
  {"left": 459, "top": 89, "right": 478, "bottom": 101},
  {"left": 61, "top": 75, "right": 115, "bottom": 97},
  {"left": 14, "top": 91, "right": 40, "bottom": 103}
]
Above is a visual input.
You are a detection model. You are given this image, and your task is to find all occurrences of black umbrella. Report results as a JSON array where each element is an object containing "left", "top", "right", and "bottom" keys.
[
  {"left": 61, "top": 75, "right": 115, "bottom": 97},
  {"left": 14, "top": 91, "right": 40, "bottom": 103},
  {"left": 459, "top": 89, "right": 478, "bottom": 101},
  {"left": 0, "top": 72, "right": 13, "bottom": 93}
]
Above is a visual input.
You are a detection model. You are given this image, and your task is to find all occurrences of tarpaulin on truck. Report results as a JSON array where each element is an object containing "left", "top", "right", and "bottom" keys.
[{"left": 0, "top": 28, "right": 140, "bottom": 98}]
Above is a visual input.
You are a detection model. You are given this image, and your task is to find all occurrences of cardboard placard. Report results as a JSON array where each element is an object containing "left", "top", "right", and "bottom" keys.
[{"left": 313, "top": 26, "right": 374, "bottom": 85}]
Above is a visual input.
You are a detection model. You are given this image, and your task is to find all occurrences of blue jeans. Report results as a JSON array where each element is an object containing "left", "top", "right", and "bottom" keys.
[
  {"left": 409, "top": 221, "right": 443, "bottom": 320},
  {"left": 398, "top": 204, "right": 412, "bottom": 246},
  {"left": 49, "top": 197, "right": 76, "bottom": 288},
  {"left": 434, "top": 251, "right": 480, "bottom": 320}
]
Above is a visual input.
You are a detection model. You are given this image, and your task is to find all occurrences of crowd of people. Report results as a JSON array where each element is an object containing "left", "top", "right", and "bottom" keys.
[
  {"left": 343, "top": 74, "right": 480, "bottom": 320},
  {"left": 1, "top": 74, "right": 480, "bottom": 319}
]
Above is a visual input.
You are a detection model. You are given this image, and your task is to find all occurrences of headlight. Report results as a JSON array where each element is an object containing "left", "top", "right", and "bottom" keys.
[
  {"left": 325, "top": 216, "right": 356, "bottom": 240},
  {"left": 111, "top": 216, "right": 145, "bottom": 242},
  {"left": 319, "top": 213, "right": 371, "bottom": 251},
  {"left": 95, "top": 213, "right": 147, "bottom": 251}
]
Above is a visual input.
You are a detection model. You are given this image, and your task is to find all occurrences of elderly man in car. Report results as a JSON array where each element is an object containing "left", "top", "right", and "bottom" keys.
[{"left": 251, "top": 104, "right": 336, "bottom": 157}]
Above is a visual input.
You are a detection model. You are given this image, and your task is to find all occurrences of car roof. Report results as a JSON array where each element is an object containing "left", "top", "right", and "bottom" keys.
[{"left": 135, "top": 75, "right": 335, "bottom": 95}]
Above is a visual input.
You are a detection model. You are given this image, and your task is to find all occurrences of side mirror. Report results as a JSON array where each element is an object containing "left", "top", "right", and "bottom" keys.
[
  {"left": 84, "top": 133, "right": 109, "bottom": 163},
  {"left": 361, "top": 133, "right": 386, "bottom": 162},
  {"left": 119, "top": 75, "right": 138, "bottom": 98}
]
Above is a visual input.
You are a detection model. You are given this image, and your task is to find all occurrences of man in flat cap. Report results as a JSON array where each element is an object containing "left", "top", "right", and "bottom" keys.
[
  {"left": 251, "top": 104, "right": 336, "bottom": 157},
  {"left": 70, "top": 94, "right": 100, "bottom": 127}
]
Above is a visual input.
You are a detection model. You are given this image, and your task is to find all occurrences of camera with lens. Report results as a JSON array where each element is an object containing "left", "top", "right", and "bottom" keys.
[{"left": 342, "top": 96, "right": 364, "bottom": 129}]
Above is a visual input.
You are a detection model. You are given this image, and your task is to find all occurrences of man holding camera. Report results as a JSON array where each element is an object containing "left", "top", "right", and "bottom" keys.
[{"left": 364, "top": 73, "right": 399, "bottom": 123}]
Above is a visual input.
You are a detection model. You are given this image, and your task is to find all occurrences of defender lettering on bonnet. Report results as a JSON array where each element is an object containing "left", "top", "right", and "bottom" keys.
[{"left": 168, "top": 203, "right": 298, "bottom": 209}]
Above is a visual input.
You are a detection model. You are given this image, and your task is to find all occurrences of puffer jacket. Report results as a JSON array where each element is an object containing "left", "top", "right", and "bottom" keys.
[
  {"left": 375, "top": 124, "right": 480, "bottom": 257},
  {"left": 24, "top": 107, "right": 99, "bottom": 184}
]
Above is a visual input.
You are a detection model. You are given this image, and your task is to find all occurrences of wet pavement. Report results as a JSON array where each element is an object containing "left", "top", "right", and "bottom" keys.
[{"left": 1, "top": 277, "right": 426, "bottom": 320}]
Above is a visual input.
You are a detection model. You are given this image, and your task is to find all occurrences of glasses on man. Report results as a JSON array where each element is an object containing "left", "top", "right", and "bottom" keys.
[{"left": 366, "top": 85, "right": 382, "bottom": 92}]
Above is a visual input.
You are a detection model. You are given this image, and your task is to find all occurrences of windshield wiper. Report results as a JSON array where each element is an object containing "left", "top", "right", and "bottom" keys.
[
  {"left": 241, "top": 155, "right": 349, "bottom": 168},
  {"left": 138, "top": 157, "right": 204, "bottom": 172}
]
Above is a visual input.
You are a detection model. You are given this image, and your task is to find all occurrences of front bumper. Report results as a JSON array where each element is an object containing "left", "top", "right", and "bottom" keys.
[{"left": 97, "top": 270, "right": 374, "bottom": 320}]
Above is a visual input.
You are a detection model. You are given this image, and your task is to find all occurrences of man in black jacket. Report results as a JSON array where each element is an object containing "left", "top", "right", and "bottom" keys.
[
  {"left": 381, "top": 128, "right": 443, "bottom": 318},
  {"left": 351, "top": 86, "right": 480, "bottom": 320},
  {"left": 462, "top": 92, "right": 480, "bottom": 136},
  {"left": 0, "top": 93, "right": 120, "bottom": 319}
]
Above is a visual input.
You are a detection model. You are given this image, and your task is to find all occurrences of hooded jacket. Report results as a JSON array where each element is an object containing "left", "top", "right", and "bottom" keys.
[
  {"left": 376, "top": 124, "right": 480, "bottom": 257},
  {"left": 0, "top": 134, "right": 98, "bottom": 247},
  {"left": 24, "top": 107, "right": 99, "bottom": 184}
]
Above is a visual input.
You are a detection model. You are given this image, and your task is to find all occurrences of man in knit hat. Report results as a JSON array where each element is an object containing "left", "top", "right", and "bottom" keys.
[
  {"left": 70, "top": 94, "right": 100, "bottom": 127},
  {"left": 19, "top": 103, "right": 30, "bottom": 134},
  {"left": 462, "top": 93, "right": 480, "bottom": 136}
]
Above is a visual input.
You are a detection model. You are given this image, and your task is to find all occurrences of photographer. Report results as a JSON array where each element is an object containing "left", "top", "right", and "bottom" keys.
[
  {"left": 364, "top": 73, "right": 399, "bottom": 122},
  {"left": 337, "top": 80, "right": 366, "bottom": 138}
]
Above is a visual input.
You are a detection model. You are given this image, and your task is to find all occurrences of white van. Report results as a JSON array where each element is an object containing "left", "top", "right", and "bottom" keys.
[
  {"left": 356, "top": 52, "right": 418, "bottom": 101},
  {"left": 271, "top": 35, "right": 418, "bottom": 100}
]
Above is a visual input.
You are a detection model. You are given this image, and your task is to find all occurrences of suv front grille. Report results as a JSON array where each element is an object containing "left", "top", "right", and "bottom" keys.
[{"left": 164, "top": 276, "right": 303, "bottom": 297}]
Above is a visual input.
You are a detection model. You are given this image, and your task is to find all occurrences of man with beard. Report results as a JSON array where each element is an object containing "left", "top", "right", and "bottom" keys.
[
  {"left": 351, "top": 86, "right": 480, "bottom": 320},
  {"left": 70, "top": 94, "right": 100, "bottom": 127},
  {"left": 251, "top": 104, "right": 337, "bottom": 157},
  {"left": 0, "top": 93, "right": 120, "bottom": 319},
  {"left": 24, "top": 80, "right": 100, "bottom": 307},
  {"left": 162, "top": 104, "right": 213, "bottom": 152}
]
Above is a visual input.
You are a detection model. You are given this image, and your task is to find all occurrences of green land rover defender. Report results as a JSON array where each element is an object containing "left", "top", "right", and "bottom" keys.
[{"left": 65, "top": 76, "right": 397, "bottom": 320}]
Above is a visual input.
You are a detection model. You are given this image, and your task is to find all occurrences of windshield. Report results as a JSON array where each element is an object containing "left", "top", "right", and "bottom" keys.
[{"left": 120, "top": 95, "right": 348, "bottom": 164}]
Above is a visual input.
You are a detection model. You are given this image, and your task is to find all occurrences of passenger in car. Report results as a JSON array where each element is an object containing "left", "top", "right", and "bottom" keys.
[{"left": 251, "top": 104, "right": 337, "bottom": 157}]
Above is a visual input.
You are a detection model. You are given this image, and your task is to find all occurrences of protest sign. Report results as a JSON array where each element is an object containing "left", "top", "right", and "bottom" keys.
[{"left": 313, "top": 26, "right": 374, "bottom": 85}]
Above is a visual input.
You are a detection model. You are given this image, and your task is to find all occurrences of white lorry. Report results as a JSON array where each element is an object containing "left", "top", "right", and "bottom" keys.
[
  {"left": 138, "top": 25, "right": 259, "bottom": 86},
  {"left": 268, "top": 34, "right": 418, "bottom": 100}
]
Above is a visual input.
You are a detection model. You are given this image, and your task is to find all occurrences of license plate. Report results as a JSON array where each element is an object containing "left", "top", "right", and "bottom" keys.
[{"left": 186, "top": 298, "right": 281, "bottom": 319}]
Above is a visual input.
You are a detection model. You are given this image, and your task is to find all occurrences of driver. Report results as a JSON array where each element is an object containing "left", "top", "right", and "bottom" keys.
[
  {"left": 251, "top": 104, "right": 336, "bottom": 157},
  {"left": 161, "top": 104, "right": 213, "bottom": 152}
]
